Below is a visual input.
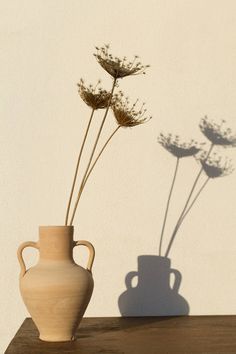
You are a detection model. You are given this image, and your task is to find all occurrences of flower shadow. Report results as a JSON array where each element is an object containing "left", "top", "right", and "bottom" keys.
[{"left": 118, "top": 255, "right": 189, "bottom": 316}]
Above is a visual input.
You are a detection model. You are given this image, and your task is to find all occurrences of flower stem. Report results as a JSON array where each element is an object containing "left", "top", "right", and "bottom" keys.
[
  {"left": 82, "top": 126, "right": 121, "bottom": 190},
  {"left": 158, "top": 157, "right": 179, "bottom": 256},
  {"left": 165, "top": 143, "right": 214, "bottom": 257},
  {"left": 65, "top": 109, "right": 95, "bottom": 225},
  {"left": 69, "top": 126, "right": 121, "bottom": 225},
  {"left": 69, "top": 78, "right": 117, "bottom": 225}
]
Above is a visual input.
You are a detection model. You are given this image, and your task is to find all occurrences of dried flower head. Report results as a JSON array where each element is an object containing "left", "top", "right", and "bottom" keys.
[
  {"left": 158, "top": 133, "right": 204, "bottom": 158},
  {"left": 198, "top": 153, "right": 234, "bottom": 178},
  {"left": 77, "top": 79, "right": 111, "bottom": 110},
  {"left": 199, "top": 116, "right": 236, "bottom": 147},
  {"left": 94, "top": 44, "right": 150, "bottom": 79},
  {"left": 111, "top": 92, "right": 151, "bottom": 127}
]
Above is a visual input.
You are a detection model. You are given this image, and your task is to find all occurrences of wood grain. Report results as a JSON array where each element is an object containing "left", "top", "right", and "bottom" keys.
[{"left": 5, "top": 316, "right": 236, "bottom": 354}]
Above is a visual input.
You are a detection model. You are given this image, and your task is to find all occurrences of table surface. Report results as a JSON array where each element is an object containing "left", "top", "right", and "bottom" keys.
[{"left": 5, "top": 316, "right": 236, "bottom": 354}]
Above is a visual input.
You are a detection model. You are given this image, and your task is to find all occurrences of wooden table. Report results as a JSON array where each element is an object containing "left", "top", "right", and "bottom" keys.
[{"left": 5, "top": 316, "right": 236, "bottom": 353}]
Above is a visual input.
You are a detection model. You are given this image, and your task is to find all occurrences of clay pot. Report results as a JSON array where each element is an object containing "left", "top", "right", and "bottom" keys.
[{"left": 17, "top": 226, "right": 95, "bottom": 342}]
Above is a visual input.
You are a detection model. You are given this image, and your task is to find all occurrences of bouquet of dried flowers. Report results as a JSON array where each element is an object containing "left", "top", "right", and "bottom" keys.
[
  {"left": 65, "top": 45, "right": 151, "bottom": 226},
  {"left": 158, "top": 117, "right": 236, "bottom": 257}
]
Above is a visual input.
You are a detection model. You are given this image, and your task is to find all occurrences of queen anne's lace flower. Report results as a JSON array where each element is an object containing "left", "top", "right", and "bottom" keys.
[
  {"left": 111, "top": 92, "right": 151, "bottom": 127},
  {"left": 94, "top": 44, "right": 149, "bottom": 79},
  {"left": 158, "top": 133, "right": 203, "bottom": 158},
  {"left": 78, "top": 79, "right": 111, "bottom": 110},
  {"left": 199, "top": 116, "right": 236, "bottom": 147},
  {"left": 199, "top": 154, "right": 234, "bottom": 178}
]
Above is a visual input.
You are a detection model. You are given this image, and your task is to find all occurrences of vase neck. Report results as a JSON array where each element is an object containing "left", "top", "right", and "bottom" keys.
[{"left": 38, "top": 226, "right": 74, "bottom": 261}]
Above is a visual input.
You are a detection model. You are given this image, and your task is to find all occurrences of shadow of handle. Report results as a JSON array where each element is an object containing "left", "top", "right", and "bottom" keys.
[
  {"left": 125, "top": 271, "right": 138, "bottom": 289},
  {"left": 170, "top": 268, "right": 182, "bottom": 293}
]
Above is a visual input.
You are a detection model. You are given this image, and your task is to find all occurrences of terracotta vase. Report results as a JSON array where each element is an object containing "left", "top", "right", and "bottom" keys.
[{"left": 17, "top": 226, "right": 95, "bottom": 342}]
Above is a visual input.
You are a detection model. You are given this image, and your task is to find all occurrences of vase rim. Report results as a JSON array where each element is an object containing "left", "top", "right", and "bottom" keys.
[{"left": 39, "top": 225, "right": 74, "bottom": 229}]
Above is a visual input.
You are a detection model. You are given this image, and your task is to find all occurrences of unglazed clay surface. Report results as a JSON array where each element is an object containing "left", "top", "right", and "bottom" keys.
[{"left": 17, "top": 226, "right": 95, "bottom": 342}]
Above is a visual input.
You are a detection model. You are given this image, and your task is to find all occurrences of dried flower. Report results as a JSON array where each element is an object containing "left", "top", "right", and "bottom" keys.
[
  {"left": 199, "top": 153, "right": 234, "bottom": 178},
  {"left": 77, "top": 79, "right": 111, "bottom": 110},
  {"left": 199, "top": 116, "right": 236, "bottom": 147},
  {"left": 158, "top": 133, "right": 204, "bottom": 158},
  {"left": 94, "top": 44, "right": 149, "bottom": 79},
  {"left": 111, "top": 92, "right": 151, "bottom": 127}
]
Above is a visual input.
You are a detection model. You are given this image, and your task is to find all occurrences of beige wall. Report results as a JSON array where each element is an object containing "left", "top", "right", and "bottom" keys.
[{"left": 1, "top": 0, "right": 236, "bottom": 350}]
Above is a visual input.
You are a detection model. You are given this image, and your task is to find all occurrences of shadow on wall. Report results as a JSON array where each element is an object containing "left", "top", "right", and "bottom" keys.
[{"left": 118, "top": 255, "right": 189, "bottom": 316}]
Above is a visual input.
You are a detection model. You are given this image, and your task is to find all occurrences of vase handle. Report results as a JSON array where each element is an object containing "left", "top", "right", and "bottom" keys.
[
  {"left": 17, "top": 241, "right": 39, "bottom": 278},
  {"left": 74, "top": 240, "right": 95, "bottom": 272}
]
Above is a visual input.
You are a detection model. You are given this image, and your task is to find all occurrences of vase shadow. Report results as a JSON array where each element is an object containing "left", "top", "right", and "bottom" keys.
[{"left": 118, "top": 255, "right": 190, "bottom": 316}]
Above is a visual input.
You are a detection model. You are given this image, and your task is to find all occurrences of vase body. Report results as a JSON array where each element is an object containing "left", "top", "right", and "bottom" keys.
[{"left": 17, "top": 226, "right": 95, "bottom": 342}]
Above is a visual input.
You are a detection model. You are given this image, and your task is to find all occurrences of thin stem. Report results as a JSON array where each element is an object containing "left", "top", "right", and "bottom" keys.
[
  {"left": 165, "top": 143, "right": 214, "bottom": 258},
  {"left": 158, "top": 158, "right": 180, "bottom": 256},
  {"left": 65, "top": 109, "right": 95, "bottom": 225},
  {"left": 69, "top": 126, "right": 121, "bottom": 225},
  {"left": 82, "top": 126, "right": 121, "bottom": 190},
  {"left": 69, "top": 78, "right": 117, "bottom": 225}
]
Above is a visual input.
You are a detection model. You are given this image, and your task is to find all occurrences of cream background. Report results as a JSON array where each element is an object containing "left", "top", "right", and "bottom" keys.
[{"left": 1, "top": 0, "right": 236, "bottom": 351}]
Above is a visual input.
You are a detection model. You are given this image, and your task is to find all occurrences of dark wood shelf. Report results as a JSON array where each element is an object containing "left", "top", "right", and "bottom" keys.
[{"left": 5, "top": 316, "right": 236, "bottom": 353}]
